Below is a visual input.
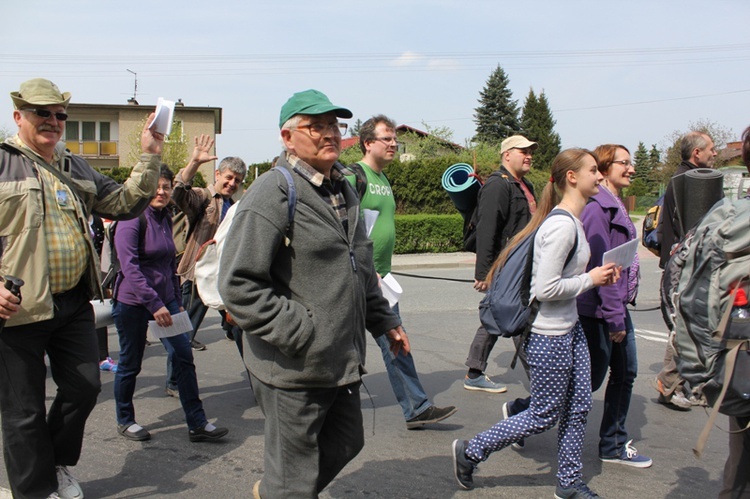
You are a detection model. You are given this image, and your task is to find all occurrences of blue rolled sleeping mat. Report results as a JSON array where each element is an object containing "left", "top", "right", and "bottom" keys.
[{"left": 442, "top": 163, "right": 481, "bottom": 224}]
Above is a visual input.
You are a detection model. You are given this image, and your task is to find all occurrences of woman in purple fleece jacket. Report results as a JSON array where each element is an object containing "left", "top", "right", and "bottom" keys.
[
  {"left": 111, "top": 165, "right": 227, "bottom": 443},
  {"left": 577, "top": 144, "right": 652, "bottom": 469}
]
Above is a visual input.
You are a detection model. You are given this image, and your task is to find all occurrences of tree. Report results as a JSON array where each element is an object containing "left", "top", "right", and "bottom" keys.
[
  {"left": 126, "top": 116, "right": 189, "bottom": 172},
  {"left": 473, "top": 65, "right": 521, "bottom": 144},
  {"left": 520, "top": 88, "right": 561, "bottom": 170},
  {"left": 350, "top": 119, "right": 362, "bottom": 137},
  {"left": 631, "top": 142, "right": 651, "bottom": 183}
]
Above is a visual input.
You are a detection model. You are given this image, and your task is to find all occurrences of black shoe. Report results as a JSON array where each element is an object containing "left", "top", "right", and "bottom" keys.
[
  {"left": 225, "top": 330, "right": 235, "bottom": 341},
  {"left": 406, "top": 405, "right": 457, "bottom": 430},
  {"left": 189, "top": 424, "right": 228, "bottom": 442},
  {"left": 191, "top": 340, "right": 207, "bottom": 351},
  {"left": 555, "top": 479, "right": 601, "bottom": 499},
  {"left": 451, "top": 439, "right": 476, "bottom": 490},
  {"left": 118, "top": 423, "right": 151, "bottom": 441}
]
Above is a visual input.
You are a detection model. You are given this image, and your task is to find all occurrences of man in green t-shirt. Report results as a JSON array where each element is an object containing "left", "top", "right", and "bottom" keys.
[{"left": 347, "top": 115, "right": 456, "bottom": 429}]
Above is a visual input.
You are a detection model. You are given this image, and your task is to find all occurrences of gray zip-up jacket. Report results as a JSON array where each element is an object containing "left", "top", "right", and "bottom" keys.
[
  {"left": 0, "top": 137, "right": 160, "bottom": 327},
  {"left": 219, "top": 157, "right": 400, "bottom": 389}
]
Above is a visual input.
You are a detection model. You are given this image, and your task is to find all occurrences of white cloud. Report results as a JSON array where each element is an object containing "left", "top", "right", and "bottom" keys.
[{"left": 391, "top": 51, "right": 423, "bottom": 67}]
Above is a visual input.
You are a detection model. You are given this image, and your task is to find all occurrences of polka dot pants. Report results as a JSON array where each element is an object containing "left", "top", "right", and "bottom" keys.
[{"left": 466, "top": 323, "right": 592, "bottom": 488}]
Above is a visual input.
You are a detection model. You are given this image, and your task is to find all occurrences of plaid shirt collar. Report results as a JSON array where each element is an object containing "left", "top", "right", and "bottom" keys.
[{"left": 284, "top": 152, "right": 345, "bottom": 186}]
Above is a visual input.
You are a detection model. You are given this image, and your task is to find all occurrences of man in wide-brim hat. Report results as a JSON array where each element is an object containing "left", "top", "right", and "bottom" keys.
[{"left": 0, "top": 78, "right": 164, "bottom": 498}]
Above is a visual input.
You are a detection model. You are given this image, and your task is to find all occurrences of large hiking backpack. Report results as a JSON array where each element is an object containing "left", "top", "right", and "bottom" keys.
[
  {"left": 641, "top": 194, "right": 664, "bottom": 257},
  {"left": 665, "top": 197, "right": 750, "bottom": 456},
  {"left": 478, "top": 209, "right": 577, "bottom": 344},
  {"left": 193, "top": 166, "right": 297, "bottom": 310}
]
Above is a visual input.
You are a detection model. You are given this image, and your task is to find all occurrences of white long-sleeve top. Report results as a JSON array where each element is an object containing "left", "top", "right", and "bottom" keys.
[{"left": 530, "top": 210, "right": 595, "bottom": 336}]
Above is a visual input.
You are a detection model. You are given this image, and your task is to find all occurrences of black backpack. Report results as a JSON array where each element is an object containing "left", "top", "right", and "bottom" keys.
[{"left": 478, "top": 209, "right": 578, "bottom": 365}]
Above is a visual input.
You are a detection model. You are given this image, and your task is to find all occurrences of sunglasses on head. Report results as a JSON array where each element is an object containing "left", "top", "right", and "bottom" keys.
[{"left": 22, "top": 108, "right": 68, "bottom": 121}]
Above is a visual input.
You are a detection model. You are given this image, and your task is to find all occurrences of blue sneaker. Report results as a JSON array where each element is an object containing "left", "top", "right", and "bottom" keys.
[
  {"left": 555, "top": 479, "right": 601, "bottom": 499},
  {"left": 600, "top": 440, "right": 653, "bottom": 468},
  {"left": 464, "top": 374, "right": 507, "bottom": 393},
  {"left": 99, "top": 357, "right": 118, "bottom": 373}
]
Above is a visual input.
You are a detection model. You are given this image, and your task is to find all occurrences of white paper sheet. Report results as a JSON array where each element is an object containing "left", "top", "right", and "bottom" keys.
[
  {"left": 148, "top": 311, "right": 193, "bottom": 339},
  {"left": 363, "top": 209, "right": 379, "bottom": 237},
  {"left": 380, "top": 273, "right": 402, "bottom": 307},
  {"left": 602, "top": 238, "right": 639, "bottom": 269},
  {"left": 149, "top": 97, "right": 175, "bottom": 136}
]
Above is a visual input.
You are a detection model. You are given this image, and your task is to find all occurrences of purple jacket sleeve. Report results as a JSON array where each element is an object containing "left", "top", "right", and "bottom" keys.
[{"left": 579, "top": 201, "right": 627, "bottom": 333}]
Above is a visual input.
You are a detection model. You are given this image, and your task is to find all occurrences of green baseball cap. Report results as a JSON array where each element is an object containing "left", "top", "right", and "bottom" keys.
[
  {"left": 279, "top": 89, "right": 352, "bottom": 129},
  {"left": 11, "top": 78, "right": 71, "bottom": 110}
]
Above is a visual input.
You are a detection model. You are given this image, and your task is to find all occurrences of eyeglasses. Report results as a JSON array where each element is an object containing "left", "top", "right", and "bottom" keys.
[
  {"left": 611, "top": 160, "right": 633, "bottom": 166},
  {"left": 295, "top": 122, "right": 348, "bottom": 138},
  {"left": 372, "top": 136, "right": 400, "bottom": 146},
  {"left": 22, "top": 108, "right": 68, "bottom": 122}
]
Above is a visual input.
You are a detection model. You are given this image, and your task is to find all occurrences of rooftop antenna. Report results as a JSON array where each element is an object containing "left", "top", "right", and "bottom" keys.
[{"left": 126, "top": 69, "right": 138, "bottom": 104}]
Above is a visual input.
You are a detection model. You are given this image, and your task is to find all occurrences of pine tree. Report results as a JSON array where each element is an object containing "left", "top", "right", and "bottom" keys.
[
  {"left": 632, "top": 142, "right": 650, "bottom": 183},
  {"left": 473, "top": 65, "right": 520, "bottom": 144},
  {"left": 520, "top": 88, "right": 561, "bottom": 170}
]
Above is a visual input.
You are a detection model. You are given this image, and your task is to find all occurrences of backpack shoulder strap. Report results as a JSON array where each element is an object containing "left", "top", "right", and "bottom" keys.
[
  {"left": 347, "top": 162, "right": 368, "bottom": 199},
  {"left": 547, "top": 209, "right": 579, "bottom": 267},
  {"left": 272, "top": 166, "right": 297, "bottom": 246}
]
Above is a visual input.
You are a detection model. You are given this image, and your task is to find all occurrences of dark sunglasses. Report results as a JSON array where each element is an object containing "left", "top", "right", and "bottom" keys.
[{"left": 22, "top": 108, "right": 68, "bottom": 121}]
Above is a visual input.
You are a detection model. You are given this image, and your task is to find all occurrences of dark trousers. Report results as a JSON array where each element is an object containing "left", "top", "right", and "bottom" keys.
[
  {"left": 250, "top": 375, "right": 364, "bottom": 498},
  {"left": 181, "top": 280, "right": 208, "bottom": 342},
  {"left": 465, "top": 324, "right": 529, "bottom": 374},
  {"left": 113, "top": 300, "right": 207, "bottom": 430},
  {"left": 96, "top": 326, "right": 110, "bottom": 361},
  {"left": 719, "top": 415, "right": 750, "bottom": 499},
  {"left": 0, "top": 286, "right": 101, "bottom": 498},
  {"left": 581, "top": 312, "right": 638, "bottom": 458}
]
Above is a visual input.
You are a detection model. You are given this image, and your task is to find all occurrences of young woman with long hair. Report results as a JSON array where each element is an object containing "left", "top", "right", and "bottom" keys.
[{"left": 452, "top": 148, "right": 620, "bottom": 499}]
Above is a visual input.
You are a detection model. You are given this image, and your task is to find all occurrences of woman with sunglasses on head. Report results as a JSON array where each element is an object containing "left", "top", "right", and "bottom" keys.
[
  {"left": 111, "top": 165, "right": 228, "bottom": 443},
  {"left": 452, "top": 148, "right": 620, "bottom": 498},
  {"left": 577, "top": 145, "right": 652, "bottom": 470}
]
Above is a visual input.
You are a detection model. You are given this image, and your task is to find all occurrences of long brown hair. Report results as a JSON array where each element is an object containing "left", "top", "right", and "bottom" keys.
[{"left": 485, "top": 148, "right": 597, "bottom": 285}]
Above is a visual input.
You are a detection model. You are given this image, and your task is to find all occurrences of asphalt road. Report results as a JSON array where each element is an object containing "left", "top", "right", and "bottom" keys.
[{"left": 0, "top": 249, "right": 730, "bottom": 498}]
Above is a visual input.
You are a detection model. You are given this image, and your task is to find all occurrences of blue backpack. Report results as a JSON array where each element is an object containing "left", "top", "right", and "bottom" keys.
[{"left": 478, "top": 209, "right": 578, "bottom": 351}]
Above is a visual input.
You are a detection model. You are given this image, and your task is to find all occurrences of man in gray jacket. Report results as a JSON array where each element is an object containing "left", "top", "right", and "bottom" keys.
[{"left": 219, "top": 89, "right": 409, "bottom": 499}]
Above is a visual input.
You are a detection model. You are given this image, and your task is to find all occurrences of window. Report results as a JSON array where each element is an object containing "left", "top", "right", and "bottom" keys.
[
  {"left": 100, "top": 122, "right": 110, "bottom": 141},
  {"left": 82, "top": 122, "right": 96, "bottom": 141},
  {"left": 65, "top": 121, "right": 79, "bottom": 141}
]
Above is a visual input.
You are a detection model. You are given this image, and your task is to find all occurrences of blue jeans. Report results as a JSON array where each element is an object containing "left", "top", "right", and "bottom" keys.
[
  {"left": 466, "top": 324, "right": 592, "bottom": 488},
  {"left": 113, "top": 299, "right": 207, "bottom": 431},
  {"left": 166, "top": 281, "right": 210, "bottom": 389},
  {"left": 580, "top": 310, "right": 637, "bottom": 458},
  {"left": 374, "top": 303, "right": 431, "bottom": 421}
]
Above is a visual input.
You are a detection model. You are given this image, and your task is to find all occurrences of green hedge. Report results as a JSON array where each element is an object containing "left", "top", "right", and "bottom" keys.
[{"left": 394, "top": 213, "right": 464, "bottom": 254}]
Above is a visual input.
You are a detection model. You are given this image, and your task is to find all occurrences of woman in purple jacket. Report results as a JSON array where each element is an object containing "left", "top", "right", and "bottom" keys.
[
  {"left": 112, "top": 165, "right": 227, "bottom": 443},
  {"left": 577, "top": 144, "right": 651, "bottom": 468}
]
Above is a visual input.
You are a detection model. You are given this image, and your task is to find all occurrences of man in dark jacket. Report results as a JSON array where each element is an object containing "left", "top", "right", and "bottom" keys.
[
  {"left": 654, "top": 131, "right": 717, "bottom": 410},
  {"left": 463, "top": 135, "right": 537, "bottom": 393},
  {"left": 219, "top": 90, "right": 409, "bottom": 499}
]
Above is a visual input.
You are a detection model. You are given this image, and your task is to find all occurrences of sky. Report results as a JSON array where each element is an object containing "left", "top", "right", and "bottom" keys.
[{"left": 2, "top": 0, "right": 749, "bottom": 165}]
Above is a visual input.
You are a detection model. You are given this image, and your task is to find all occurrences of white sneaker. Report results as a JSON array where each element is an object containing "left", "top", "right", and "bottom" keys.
[{"left": 56, "top": 466, "right": 83, "bottom": 499}]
